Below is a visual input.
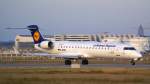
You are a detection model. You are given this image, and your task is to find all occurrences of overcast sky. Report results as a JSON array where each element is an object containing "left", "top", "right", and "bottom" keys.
[{"left": 0, "top": 0, "right": 150, "bottom": 41}]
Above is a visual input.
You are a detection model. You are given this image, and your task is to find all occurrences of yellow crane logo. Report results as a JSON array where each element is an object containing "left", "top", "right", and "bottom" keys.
[{"left": 33, "top": 31, "right": 40, "bottom": 41}]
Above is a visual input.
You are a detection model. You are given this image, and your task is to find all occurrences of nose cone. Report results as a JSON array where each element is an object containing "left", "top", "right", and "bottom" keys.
[{"left": 136, "top": 52, "right": 143, "bottom": 58}]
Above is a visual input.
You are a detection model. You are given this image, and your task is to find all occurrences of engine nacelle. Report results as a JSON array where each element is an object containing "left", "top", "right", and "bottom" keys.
[{"left": 39, "top": 41, "right": 54, "bottom": 49}]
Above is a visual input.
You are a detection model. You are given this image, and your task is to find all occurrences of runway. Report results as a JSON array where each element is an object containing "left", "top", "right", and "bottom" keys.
[{"left": 0, "top": 64, "right": 150, "bottom": 68}]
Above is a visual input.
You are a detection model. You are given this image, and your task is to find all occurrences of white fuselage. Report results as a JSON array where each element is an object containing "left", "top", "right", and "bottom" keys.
[{"left": 34, "top": 41, "right": 142, "bottom": 59}]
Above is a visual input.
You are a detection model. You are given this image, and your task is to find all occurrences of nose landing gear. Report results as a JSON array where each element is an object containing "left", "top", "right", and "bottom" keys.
[
  {"left": 130, "top": 58, "right": 142, "bottom": 66},
  {"left": 130, "top": 59, "right": 135, "bottom": 65}
]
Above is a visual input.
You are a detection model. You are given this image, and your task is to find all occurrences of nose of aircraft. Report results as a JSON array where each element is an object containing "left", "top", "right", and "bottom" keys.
[
  {"left": 133, "top": 52, "right": 143, "bottom": 61},
  {"left": 136, "top": 52, "right": 143, "bottom": 58}
]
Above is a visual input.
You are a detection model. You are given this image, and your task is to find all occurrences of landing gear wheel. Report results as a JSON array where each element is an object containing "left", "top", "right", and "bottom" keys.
[
  {"left": 82, "top": 59, "right": 88, "bottom": 65},
  {"left": 130, "top": 60, "right": 135, "bottom": 66},
  {"left": 65, "top": 60, "right": 71, "bottom": 65}
]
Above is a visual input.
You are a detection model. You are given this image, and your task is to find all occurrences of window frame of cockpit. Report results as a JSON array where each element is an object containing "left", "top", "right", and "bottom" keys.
[{"left": 123, "top": 47, "right": 136, "bottom": 50}]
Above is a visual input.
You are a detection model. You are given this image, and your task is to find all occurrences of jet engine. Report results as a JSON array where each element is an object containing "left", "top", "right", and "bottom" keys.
[{"left": 39, "top": 41, "right": 54, "bottom": 49}]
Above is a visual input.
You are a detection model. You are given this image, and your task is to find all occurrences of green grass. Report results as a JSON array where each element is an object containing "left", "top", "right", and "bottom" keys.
[{"left": 0, "top": 67, "right": 150, "bottom": 84}]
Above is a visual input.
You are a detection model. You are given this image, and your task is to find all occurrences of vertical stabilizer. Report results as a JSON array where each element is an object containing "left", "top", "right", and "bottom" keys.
[{"left": 27, "top": 25, "right": 45, "bottom": 44}]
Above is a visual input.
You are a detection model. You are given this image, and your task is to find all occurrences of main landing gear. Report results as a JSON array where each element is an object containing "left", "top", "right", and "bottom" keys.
[
  {"left": 65, "top": 59, "right": 72, "bottom": 65},
  {"left": 82, "top": 59, "right": 88, "bottom": 65},
  {"left": 64, "top": 59, "right": 89, "bottom": 65}
]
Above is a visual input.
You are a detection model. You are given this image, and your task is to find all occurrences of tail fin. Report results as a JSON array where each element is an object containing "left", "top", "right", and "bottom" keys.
[{"left": 27, "top": 25, "right": 45, "bottom": 44}]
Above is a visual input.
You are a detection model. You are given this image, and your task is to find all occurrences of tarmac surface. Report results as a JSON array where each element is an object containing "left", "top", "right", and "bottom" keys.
[{"left": 0, "top": 64, "right": 150, "bottom": 68}]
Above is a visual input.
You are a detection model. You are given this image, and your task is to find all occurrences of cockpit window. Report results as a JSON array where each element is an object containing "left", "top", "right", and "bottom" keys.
[{"left": 124, "top": 47, "right": 136, "bottom": 50}]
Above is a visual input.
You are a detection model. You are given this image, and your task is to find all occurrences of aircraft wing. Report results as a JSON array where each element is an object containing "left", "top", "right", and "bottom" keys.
[
  {"left": 21, "top": 53, "right": 51, "bottom": 56},
  {"left": 50, "top": 52, "right": 83, "bottom": 59},
  {"left": 20, "top": 52, "right": 84, "bottom": 59}
]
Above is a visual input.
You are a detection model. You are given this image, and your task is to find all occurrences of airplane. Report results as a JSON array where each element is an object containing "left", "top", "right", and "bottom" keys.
[{"left": 8, "top": 25, "right": 143, "bottom": 65}]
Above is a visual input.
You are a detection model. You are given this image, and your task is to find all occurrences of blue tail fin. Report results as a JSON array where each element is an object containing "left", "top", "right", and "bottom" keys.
[{"left": 28, "top": 25, "right": 44, "bottom": 44}]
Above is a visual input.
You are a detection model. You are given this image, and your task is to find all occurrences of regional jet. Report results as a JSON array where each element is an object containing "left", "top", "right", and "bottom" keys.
[{"left": 9, "top": 25, "right": 143, "bottom": 65}]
